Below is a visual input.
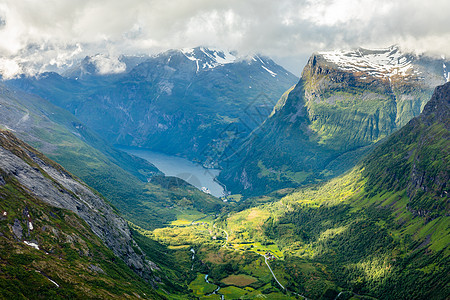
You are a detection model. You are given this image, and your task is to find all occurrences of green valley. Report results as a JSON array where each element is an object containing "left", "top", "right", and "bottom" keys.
[
  {"left": 0, "top": 83, "right": 223, "bottom": 230},
  {"left": 0, "top": 40, "right": 448, "bottom": 300},
  {"left": 134, "top": 82, "right": 449, "bottom": 299},
  {"left": 1, "top": 1, "right": 449, "bottom": 299}
]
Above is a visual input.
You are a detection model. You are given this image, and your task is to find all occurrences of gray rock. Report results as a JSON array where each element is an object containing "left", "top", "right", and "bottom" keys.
[
  {"left": 12, "top": 218, "right": 23, "bottom": 240},
  {"left": 89, "top": 264, "right": 105, "bottom": 274}
]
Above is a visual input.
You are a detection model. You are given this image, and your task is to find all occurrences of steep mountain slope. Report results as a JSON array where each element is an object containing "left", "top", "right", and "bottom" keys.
[
  {"left": 0, "top": 130, "right": 164, "bottom": 299},
  {"left": 0, "top": 83, "right": 223, "bottom": 230},
  {"left": 8, "top": 47, "right": 298, "bottom": 165},
  {"left": 220, "top": 46, "right": 449, "bottom": 196},
  {"left": 219, "top": 82, "right": 449, "bottom": 299}
]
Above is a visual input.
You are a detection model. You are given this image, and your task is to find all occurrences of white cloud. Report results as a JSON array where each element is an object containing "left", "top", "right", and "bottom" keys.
[
  {"left": 0, "top": 57, "right": 20, "bottom": 79},
  {"left": 90, "top": 54, "right": 126, "bottom": 74},
  {"left": 0, "top": 0, "right": 448, "bottom": 76}
]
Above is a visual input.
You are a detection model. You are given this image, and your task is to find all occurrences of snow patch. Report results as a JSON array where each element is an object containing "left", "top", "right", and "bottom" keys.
[
  {"left": 47, "top": 277, "right": 60, "bottom": 288},
  {"left": 28, "top": 221, "right": 33, "bottom": 230},
  {"left": 319, "top": 46, "right": 417, "bottom": 79},
  {"left": 181, "top": 48, "right": 197, "bottom": 61},
  {"left": 1, "top": 125, "right": 15, "bottom": 132},
  {"left": 24, "top": 241, "right": 39, "bottom": 250},
  {"left": 35, "top": 270, "right": 60, "bottom": 288},
  {"left": 181, "top": 47, "right": 236, "bottom": 70},
  {"left": 262, "top": 65, "right": 277, "bottom": 77},
  {"left": 443, "top": 63, "right": 449, "bottom": 82},
  {"left": 16, "top": 113, "right": 30, "bottom": 126}
]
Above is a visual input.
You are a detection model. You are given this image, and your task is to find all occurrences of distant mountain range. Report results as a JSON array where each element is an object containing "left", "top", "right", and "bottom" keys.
[
  {"left": 8, "top": 47, "right": 298, "bottom": 167},
  {"left": 219, "top": 46, "right": 450, "bottom": 196}
]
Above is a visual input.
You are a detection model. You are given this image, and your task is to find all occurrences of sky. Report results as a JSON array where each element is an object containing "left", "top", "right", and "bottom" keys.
[{"left": 0, "top": 0, "right": 449, "bottom": 77}]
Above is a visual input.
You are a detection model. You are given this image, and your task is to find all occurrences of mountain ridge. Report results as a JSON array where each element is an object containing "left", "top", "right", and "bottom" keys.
[
  {"left": 7, "top": 47, "right": 298, "bottom": 166},
  {"left": 219, "top": 46, "right": 449, "bottom": 196}
]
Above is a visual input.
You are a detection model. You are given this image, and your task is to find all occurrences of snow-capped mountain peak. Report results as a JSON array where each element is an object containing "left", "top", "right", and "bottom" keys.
[
  {"left": 180, "top": 47, "right": 237, "bottom": 70},
  {"left": 318, "top": 45, "right": 419, "bottom": 79},
  {"left": 179, "top": 47, "right": 279, "bottom": 77}
]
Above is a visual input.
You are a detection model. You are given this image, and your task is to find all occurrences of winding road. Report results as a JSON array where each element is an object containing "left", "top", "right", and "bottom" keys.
[
  {"left": 213, "top": 224, "right": 229, "bottom": 246},
  {"left": 263, "top": 256, "right": 285, "bottom": 290}
]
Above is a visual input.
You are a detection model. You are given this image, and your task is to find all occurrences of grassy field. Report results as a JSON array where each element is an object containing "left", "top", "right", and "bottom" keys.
[
  {"left": 170, "top": 208, "right": 208, "bottom": 226},
  {"left": 231, "top": 242, "right": 284, "bottom": 259},
  {"left": 221, "top": 274, "right": 257, "bottom": 287},
  {"left": 189, "top": 274, "right": 217, "bottom": 297}
]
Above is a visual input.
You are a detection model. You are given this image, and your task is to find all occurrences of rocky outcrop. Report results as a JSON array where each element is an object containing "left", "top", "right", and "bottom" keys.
[
  {"left": 0, "top": 130, "right": 157, "bottom": 281},
  {"left": 420, "top": 82, "right": 450, "bottom": 123}
]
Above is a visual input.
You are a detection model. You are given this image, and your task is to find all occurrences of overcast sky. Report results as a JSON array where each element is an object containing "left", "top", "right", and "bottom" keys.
[{"left": 0, "top": 0, "right": 449, "bottom": 77}]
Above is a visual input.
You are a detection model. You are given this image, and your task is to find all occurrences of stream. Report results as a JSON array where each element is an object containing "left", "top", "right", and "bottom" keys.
[
  {"left": 205, "top": 274, "right": 224, "bottom": 300},
  {"left": 190, "top": 248, "right": 195, "bottom": 270},
  {"left": 191, "top": 248, "right": 224, "bottom": 299}
]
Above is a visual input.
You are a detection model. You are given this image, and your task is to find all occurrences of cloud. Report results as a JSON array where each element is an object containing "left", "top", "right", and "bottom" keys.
[{"left": 0, "top": 0, "right": 448, "bottom": 77}]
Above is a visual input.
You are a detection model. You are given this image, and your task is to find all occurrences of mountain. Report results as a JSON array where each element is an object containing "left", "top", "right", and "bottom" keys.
[
  {"left": 216, "top": 82, "right": 449, "bottom": 299},
  {"left": 0, "top": 83, "right": 223, "bottom": 230},
  {"left": 219, "top": 46, "right": 450, "bottom": 196},
  {"left": 0, "top": 129, "right": 165, "bottom": 299},
  {"left": 7, "top": 47, "right": 298, "bottom": 166}
]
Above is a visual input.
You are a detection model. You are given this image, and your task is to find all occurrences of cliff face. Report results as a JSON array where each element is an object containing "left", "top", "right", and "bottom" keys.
[
  {"left": 0, "top": 130, "right": 157, "bottom": 281},
  {"left": 299, "top": 47, "right": 443, "bottom": 150},
  {"left": 363, "top": 82, "right": 450, "bottom": 216},
  {"left": 219, "top": 46, "right": 449, "bottom": 196}
]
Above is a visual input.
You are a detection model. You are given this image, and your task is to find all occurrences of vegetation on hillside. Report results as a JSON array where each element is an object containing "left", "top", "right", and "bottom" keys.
[
  {"left": 216, "top": 84, "right": 450, "bottom": 299},
  {"left": 0, "top": 171, "right": 164, "bottom": 299}
]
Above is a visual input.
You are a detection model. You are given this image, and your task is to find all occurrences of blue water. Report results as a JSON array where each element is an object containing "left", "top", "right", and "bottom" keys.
[{"left": 119, "top": 147, "right": 225, "bottom": 198}]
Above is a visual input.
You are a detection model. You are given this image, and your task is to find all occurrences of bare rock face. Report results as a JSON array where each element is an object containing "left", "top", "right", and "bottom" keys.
[
  {"left": 0, "top": 130, "right": 156, "bottom": 281},
  {"left": 420, "top": 81, "right": 450, "bottom": 124},
  {"left": 11, "top": 218, "right": 23, "bottom": 240}
]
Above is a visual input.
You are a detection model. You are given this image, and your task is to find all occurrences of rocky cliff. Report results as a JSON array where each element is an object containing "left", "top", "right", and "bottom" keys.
[{"left": 0, "top": 130, "right": 158, "bottom": 282}]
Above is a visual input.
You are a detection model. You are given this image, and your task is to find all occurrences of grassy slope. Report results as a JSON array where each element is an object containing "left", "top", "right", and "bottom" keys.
[{"left": 220, "top": 85, "right": 449, "bottom": 299}]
